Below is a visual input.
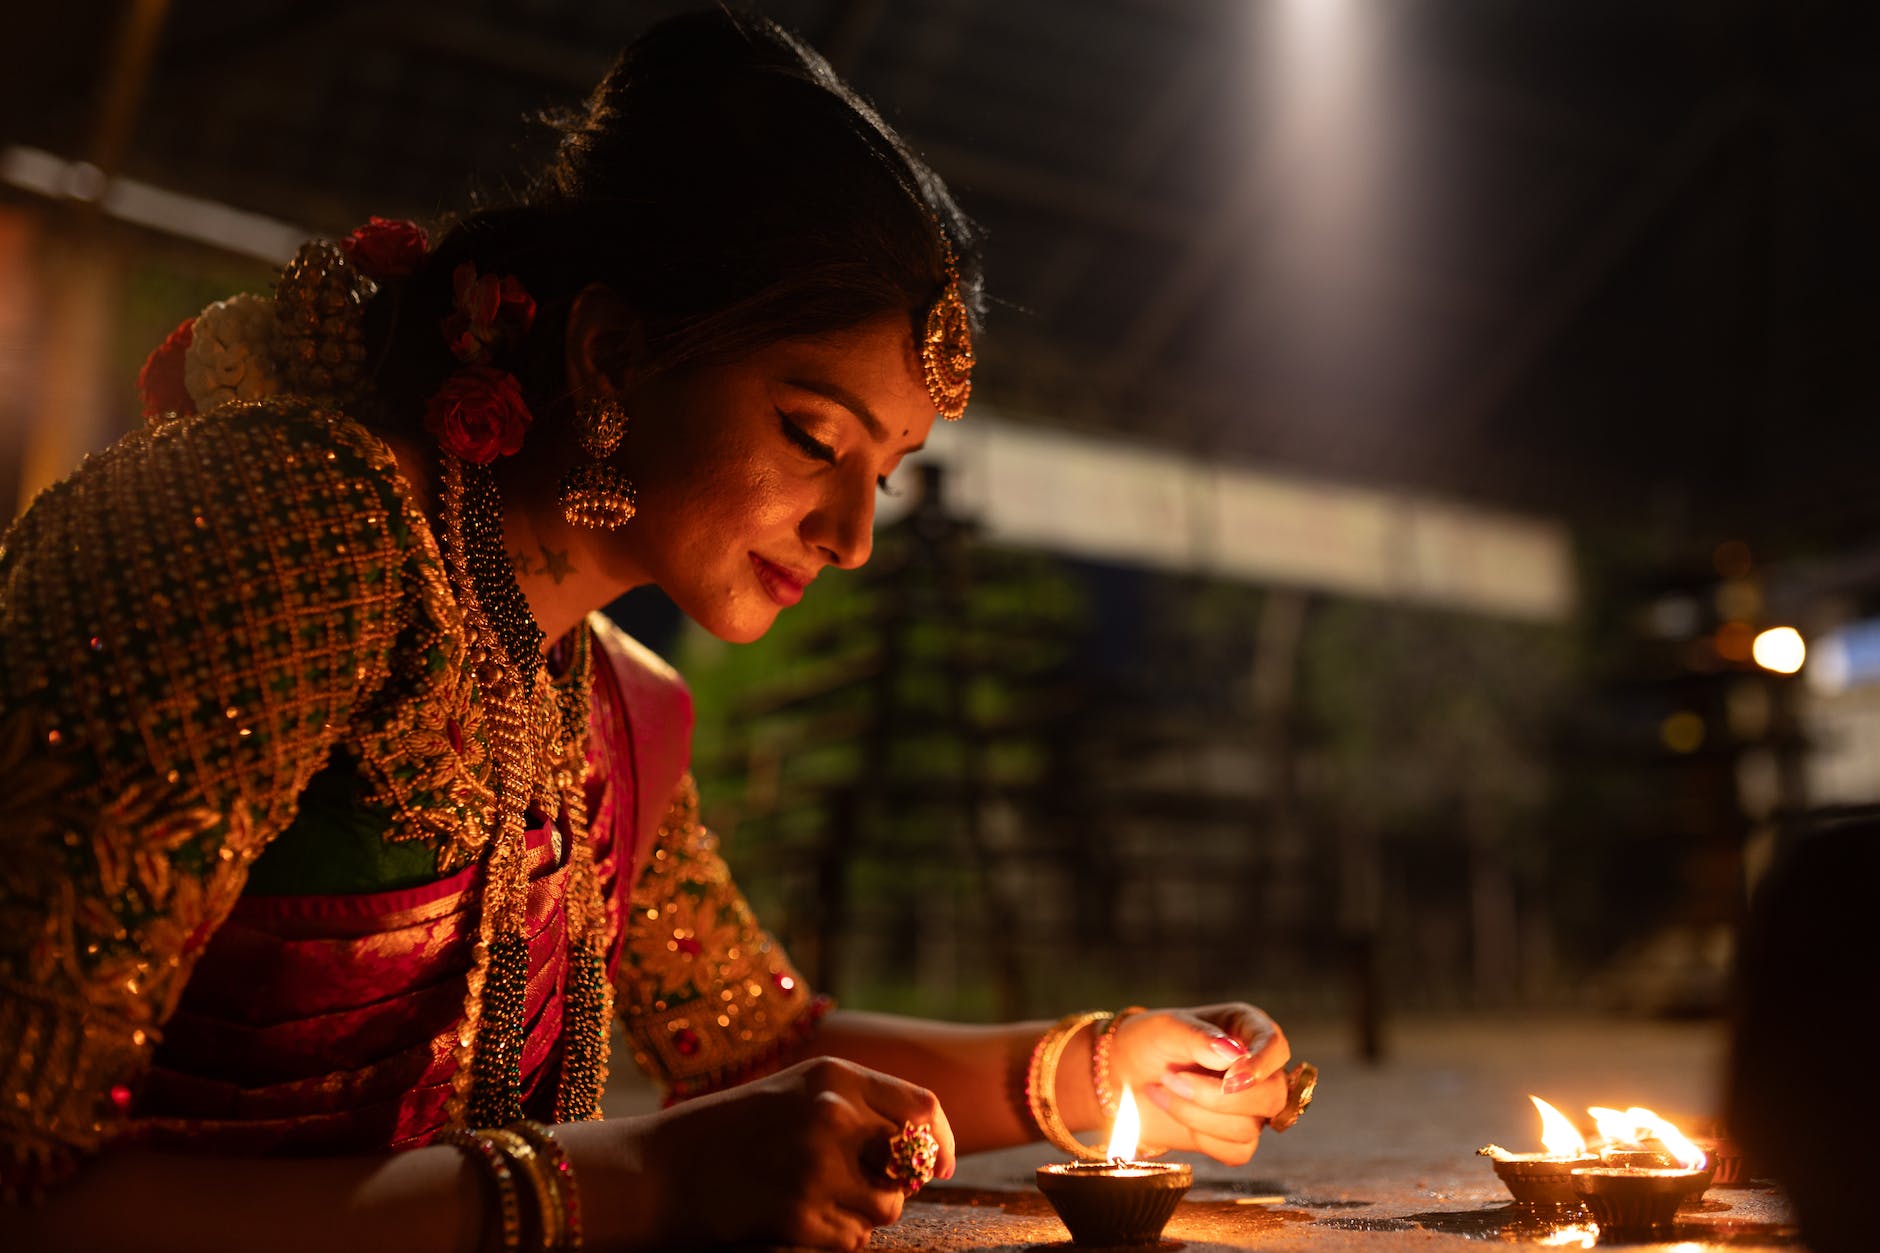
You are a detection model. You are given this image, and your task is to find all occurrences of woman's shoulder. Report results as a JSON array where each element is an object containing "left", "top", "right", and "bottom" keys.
[{"left": 3, "top": 398, "right": 413, "bottom": 573}]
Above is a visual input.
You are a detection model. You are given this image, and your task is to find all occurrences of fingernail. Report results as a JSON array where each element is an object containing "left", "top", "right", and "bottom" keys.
[
  {"left": 1163, "top": 1071, "right": 1196, "bottom": 1099},
  {"left": 1208, "top": 1035, "right": 1249, "bottom": 1060},
  {"left": 1144, "top": 1082, "right": 1173, "bottom": 1111}
]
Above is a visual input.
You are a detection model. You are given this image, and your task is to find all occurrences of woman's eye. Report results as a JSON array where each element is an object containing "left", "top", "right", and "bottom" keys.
[{"left": 779, "top": 414, "right": 836, "bottom": 463}]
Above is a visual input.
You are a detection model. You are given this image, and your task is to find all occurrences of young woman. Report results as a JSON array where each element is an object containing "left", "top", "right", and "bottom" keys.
[{"left": 0, "top": 10, "right": 1295, "bottom": 1250}]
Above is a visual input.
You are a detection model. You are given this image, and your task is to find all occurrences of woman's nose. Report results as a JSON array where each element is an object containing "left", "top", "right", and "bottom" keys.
[{"left": 806, "top": 472, "right": 875, "bottom": 570}]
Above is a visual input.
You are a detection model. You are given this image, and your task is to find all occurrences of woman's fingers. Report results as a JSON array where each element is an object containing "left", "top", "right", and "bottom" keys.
[
  {"left": 797, "top": 1205, "right": 876, "bottom": 1253},
  {"left": 1193, "top": 1123, "right": 1263, "bottom": 1166},
  {"left": 850, "top": 1065, "right": 957, "bottom": 1181},
  {"left": 1143, "top": 1080, "right": 1262, "bottom": 1144},
  {"left": 1204, "top": 1005, "right": 1290, "bottom": 1084},
  {"left": 1164, "top": 1066, "right": 1288, "bottom": 1119}
]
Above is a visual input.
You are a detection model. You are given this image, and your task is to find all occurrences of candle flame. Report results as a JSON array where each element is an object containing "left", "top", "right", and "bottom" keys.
[
  {"left": 1107, "top": 1086, "right": 1142, "bottom": 1160},
  {"left": 1587, "top": 1105, "right": 1707, "bottom": 1170},
  {"left": 1529, "top": 1095, "right": 1588, "bottom": 1157}
]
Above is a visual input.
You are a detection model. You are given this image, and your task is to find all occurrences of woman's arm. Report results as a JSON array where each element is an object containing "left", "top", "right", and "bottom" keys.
[
  {"left": 812, "top": 1005, "right": 1293, "bottom": 1164},
  {"left": 5, "top": 1057, "right": 957, "bottom": 1253},
  {"left": 812, "top": 1011, "right": 1082, "bottom": 1151},
  {"left": 3, "top": 1130, "right": 590, "bottom": 1253}
]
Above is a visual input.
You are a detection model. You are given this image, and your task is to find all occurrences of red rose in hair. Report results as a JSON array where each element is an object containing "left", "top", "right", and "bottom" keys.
[
  {"left": 441, "top": 261, "right": 536, "bottom": 364},
  {"left": 341, "top": 216, "right": 429, "bottom": 280},
  {"left": 423, "top": 366, "right": 533, "bottom": 465},
  {"left": 137, "top": 317, "right": 197, "bottom": 420}
]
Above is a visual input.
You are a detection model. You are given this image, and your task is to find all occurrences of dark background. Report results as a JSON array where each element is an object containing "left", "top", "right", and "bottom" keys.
[{"left": 3, "top": 0, "right": 1876, "bottom": 1035}]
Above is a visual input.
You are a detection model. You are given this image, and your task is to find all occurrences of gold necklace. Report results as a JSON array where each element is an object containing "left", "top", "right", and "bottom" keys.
[{"left": 437, "top": 455, "right": 613, "bottom": 1129}]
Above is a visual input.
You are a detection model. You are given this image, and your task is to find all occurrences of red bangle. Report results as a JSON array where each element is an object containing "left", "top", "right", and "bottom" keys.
[
  {"left": 441, "top": 1129, "right": 523, "bottom": 1253},
  {"left": 508, "top": 1120, "right": 583, "bottom": 1251},
  {"left": 1092, "top": 1005, "right": 1146, "bottom": 1121}
]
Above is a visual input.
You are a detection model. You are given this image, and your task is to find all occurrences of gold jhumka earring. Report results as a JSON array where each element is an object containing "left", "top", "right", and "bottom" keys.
[{"left": 559, "top": 395, "right": 637, "bottom": 529}]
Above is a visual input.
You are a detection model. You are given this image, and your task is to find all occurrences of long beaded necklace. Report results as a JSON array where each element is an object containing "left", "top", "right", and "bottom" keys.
[{"left": 438, "top": 454, "right": 614, "bottom": 1129}]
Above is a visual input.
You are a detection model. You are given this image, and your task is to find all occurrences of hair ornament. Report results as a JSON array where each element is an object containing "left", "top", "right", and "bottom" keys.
[
  {"left": 340, "top": 216, "right": 430, "bottom": 281},
  {"left": 428, "top": 258, "right": 539, "bottom": 463},
  {"left": 921, "top": 243, "right": 974, "bottom": 421},
  {"left": 443, "top": 261, "right": 537, "bottom": 366}
]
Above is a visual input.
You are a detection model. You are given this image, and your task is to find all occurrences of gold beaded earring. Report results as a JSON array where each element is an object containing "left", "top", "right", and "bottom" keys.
[{"left": 559, "top": 395, "right": 637, "bottom": 529}]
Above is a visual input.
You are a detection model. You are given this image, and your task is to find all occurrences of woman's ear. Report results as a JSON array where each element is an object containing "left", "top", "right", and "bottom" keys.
[{"left": 564, "top": 283, "right": 646, "bottom": 399}]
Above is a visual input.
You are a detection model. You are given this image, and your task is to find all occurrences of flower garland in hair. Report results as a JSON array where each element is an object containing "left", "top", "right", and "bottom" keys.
[{"left": 424, "top": 259, "right": 538, "bottom": 464}]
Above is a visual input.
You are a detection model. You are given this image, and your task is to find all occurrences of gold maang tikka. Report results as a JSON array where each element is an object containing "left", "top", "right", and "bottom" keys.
[
  {"left": 922, "top": 244, "right": 974, "bottom": 421},
  {"left": 560, "top": 395, "right": 637, "bottom": 529}
]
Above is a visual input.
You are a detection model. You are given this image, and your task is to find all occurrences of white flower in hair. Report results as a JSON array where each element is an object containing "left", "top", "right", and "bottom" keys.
[{"left": 184, "top": 293, "right": 282, "bottom": 413}]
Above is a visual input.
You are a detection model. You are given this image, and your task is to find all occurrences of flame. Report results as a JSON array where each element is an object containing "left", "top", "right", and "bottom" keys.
[
  {"left": 1107, "top": 1086, "right": 1142, "bottom": 1160},
  {"left": 1539, "top": 1226, "right": 1598, "bottom": 1249},
  {"left": 1529, "top": 1095, "right": 1588, "bottom": 1158},
  {"left": 1587, "top": 1105, "right": 1708, "bottom": 1170}
]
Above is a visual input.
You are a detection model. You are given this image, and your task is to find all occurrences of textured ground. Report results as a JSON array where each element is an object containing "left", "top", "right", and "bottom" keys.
[{"left": 607, "top": 1013, "right": 1804, "bottom": 1251}]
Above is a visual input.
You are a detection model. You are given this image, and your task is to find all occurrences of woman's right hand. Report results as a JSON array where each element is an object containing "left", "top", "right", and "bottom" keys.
[{"left": 634, "top": 1055, "right": 956, "bottom": 1251}]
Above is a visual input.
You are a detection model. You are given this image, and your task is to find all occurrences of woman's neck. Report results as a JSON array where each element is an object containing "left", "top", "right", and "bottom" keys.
[{"left": 383, "top": 433, "right": 647, "bottom": 651}]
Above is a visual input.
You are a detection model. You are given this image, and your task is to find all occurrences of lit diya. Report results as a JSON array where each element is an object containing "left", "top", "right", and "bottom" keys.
[
  {"left": 1037, "top": 1087, "right": 1193, "bottom": 1246},
  {"left": 1569, "top": 1106, "right": 1713, "bottom": 1233},
  {"left": 1478, "top": 1096, "right": 1599, "bottom": 1206}
]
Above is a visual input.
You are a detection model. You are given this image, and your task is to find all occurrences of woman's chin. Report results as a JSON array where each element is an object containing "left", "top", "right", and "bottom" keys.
[{"left": 693, "top": 603, "right": 780, "bottom": 645}]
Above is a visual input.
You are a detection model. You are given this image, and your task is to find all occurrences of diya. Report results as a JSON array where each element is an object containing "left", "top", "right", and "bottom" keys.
[
  {"left": 1478, "top": 1096, "right": 1598, "bottom": 1206},
  {"left": 1570, "top": 1105, "right": 1713, "bottom": 1231},
  {"left": 1037, "top": 1088, "right": 1193, "bottom": 1246}
]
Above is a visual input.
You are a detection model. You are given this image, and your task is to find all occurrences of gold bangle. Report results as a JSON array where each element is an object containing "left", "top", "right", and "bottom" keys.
[
  {"left": 1092, "top": 1005, "right": 1146, "bottom": 1120},
  {"left": 1026, "top": 1010, "right": 1111, "bottom": 1161},
  {"left": 485, "top": 1128, "right": 563, "bottom": 1252},
  {"left": 508, "top": 1120, "right": 582, "bottom": 1252},
  {"left": 442, "top": 1129, "right": 524, "bottom": 1253}
]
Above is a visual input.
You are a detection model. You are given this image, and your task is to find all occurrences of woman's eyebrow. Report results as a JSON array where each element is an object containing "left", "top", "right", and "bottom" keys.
[{"left": 781, "top": 377, "right": 890, "bottom": 441}]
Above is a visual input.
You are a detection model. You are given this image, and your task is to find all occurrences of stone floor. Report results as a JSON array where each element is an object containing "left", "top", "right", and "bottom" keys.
[{"left": 607, "top": 1012, "right": 1804, "bottom": 1251}]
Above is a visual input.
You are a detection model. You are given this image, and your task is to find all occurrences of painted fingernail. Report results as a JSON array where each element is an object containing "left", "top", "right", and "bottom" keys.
[
  {"left": 1163, "top": 1072, "right": 1197, "bottom": 1099},
  {"left": 1223, "top": 1064, "right": 1263, "bottom": 1095},
  {"left": 1144, "top": 1082, "right": 1173, "bottom": 1111},
  {"left": 1208, "top": 1035, "right": 1249, "bottom": 1060}
]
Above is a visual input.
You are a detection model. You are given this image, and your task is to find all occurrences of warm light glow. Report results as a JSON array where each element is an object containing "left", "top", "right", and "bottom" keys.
[
  {"left": 1659, "top": 711, "right": 1705, "bottom": 753},
  {"left": 1107, "top": 1086, "right": 1142, "bottom": 1161},
  {"left": 1588, "top": 1106, "right": 1708, "bottom": 1170},
  {"left": 1539, "top": 1226, "right": 1598, "bottom": 1249},
  {"left": 1753, "top": 626, "right": 1806, "bottom": 675},
  {"left": 1529, "top": 1095, "right": 1588, "bottom": 1157}
]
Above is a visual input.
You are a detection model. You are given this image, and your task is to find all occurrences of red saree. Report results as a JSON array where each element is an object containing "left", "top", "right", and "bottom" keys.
[{"left": 125, "top": 616, "right": 675, "bottom": 1154}]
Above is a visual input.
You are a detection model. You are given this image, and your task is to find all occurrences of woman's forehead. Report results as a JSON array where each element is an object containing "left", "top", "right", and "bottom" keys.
[{"left": 766, "top": 316, "right": 927, "bottom": 405}]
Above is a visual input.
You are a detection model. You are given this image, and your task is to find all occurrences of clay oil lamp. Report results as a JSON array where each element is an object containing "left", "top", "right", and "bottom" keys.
[
  {"left": 1037, "top": 1087, "right": 1193, "bottom": 1246},
  {"left": 1570, "top": 1106, "right": 1713, "bottom": 1234},
  {"left": 1478, "top": 1096, "right": 1599, "bottom": 1207}
]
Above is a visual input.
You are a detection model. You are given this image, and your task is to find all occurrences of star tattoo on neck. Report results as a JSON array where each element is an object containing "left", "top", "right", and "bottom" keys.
[{"left": 538, "top": 544, "right": 575, "bottom": 584}]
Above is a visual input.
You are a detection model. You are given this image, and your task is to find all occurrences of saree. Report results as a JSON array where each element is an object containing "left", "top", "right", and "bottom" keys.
[{"left": 0, "top": 402, "right": 823, "bottom": 1197}]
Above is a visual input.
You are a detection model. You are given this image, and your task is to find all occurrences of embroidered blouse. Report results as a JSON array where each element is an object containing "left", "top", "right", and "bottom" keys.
[{"left": 0, "top": 398, "right": 825, "bottom": 1201}]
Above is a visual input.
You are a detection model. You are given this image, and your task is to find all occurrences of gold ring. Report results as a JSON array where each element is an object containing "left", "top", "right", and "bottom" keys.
[
  {"left": 1270, "top": 1062, "right": 1318, "bottom": 1132},
  {"left": 881, "top": 1120, "right": 941, "bottom": 1194}
]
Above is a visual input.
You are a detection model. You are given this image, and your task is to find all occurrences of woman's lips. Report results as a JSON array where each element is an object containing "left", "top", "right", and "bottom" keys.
[{"left": 751, "top": 553, "right": 810, "bottom": 607}]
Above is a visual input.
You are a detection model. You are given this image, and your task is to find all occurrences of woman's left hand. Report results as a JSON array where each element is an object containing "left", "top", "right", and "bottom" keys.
[{"left": 1107, "top": 1003, "right": 1291, "bottom": 1165}]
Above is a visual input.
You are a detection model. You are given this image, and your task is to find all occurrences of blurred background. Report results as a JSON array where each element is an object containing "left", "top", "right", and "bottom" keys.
[{"left": 3, "top": 0, "right": 1876, "bottom": 1054}]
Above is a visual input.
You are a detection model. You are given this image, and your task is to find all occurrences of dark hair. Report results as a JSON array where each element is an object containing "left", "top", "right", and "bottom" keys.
[{"left": 368, "top": 7, "right": 981, "bottom": 423}]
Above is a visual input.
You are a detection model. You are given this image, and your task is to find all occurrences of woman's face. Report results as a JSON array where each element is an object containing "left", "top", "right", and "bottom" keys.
[{"left": 611, "top": 311, "right": 936, "bottom": 643}]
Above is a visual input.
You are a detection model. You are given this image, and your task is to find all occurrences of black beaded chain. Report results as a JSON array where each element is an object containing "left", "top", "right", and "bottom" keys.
[{"left": 460, "top": 462, "right": 544, "bottom": 682}]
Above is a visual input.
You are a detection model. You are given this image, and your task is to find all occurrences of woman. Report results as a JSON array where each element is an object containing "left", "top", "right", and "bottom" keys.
[{"left": 0, "top": 10, "right": 1295, "bottom": 1251}]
